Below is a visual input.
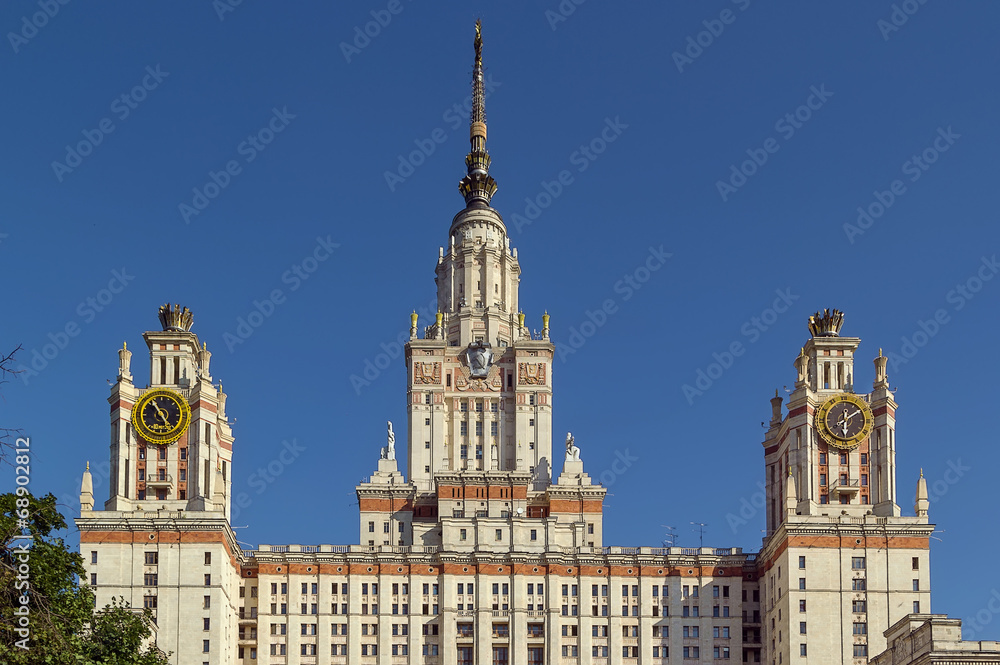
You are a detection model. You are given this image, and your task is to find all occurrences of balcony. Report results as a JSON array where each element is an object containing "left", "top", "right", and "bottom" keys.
[
  {"left": 830, "top": 479, "right": 861, "bottom": 495},
  {"left": 145, "top": 473, "right": 174, "bottom": 488}
]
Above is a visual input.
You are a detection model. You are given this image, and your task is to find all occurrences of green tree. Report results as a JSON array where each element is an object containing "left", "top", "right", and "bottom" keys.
[{"left": 0, "top": 493, "right": 169, "bottom": 663}]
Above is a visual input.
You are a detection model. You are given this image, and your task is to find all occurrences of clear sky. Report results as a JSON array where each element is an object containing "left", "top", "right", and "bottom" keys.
[{"left": 2, "top": 0, "right": 999, "bottom": 640}]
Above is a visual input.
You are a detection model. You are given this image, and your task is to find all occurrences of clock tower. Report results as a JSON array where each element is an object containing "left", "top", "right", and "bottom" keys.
[
  {"left": 101, "top": 303, "right": 234, "bottom": 516},
  {"left": 758, "top": 309, "right": 934, "bottom": 665},
  {"left": 77, "top": 304, "right": 241, "bottom": 665}
]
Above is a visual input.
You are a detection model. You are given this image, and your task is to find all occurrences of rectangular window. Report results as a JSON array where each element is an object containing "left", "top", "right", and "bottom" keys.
[
  {"left": 853, "top": 645, "right": 868, "bottom": 658},
  {"left": 913, "top": 557, "right": 920, "bottom": 570},
  {"left": 853, "top": 622, "right": 867, "bottom": 635},
  {"left": 852, "top": 579, "right": 866, "bottom": 591},
  {"left": 913, "top": 579, "right": 920, "bottom": 591},
  {"left": 144, "top": 551, "right": 158, "bottom": 565},
  {"left": 798, "top": 556, "right": 805, "bottom": 569},
  {"left": 852, "top": 557, "right": 866, "bottom": 569},
  {"left": 913, "top": 601, "right": 921, "bottom": 613},
  {"left": 799, "top": 621, "right": 807, "bottom": 634},
  {"left": 800, "top": 644, "right": 808, "bottom": 657},
  {"left": 798, "top": 578, "right": 805, "bottom": 590}
]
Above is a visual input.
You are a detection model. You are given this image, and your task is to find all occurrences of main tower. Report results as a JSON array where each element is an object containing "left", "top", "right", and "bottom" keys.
[
  {"left": 758, "top": 310, "right": 934, "bottom": 665},
  {"left": 355, "top": 21, "right": 605, "bottom": 559},
  {"left": 406, "top": 19, "right": 554, "bottom": 494}
]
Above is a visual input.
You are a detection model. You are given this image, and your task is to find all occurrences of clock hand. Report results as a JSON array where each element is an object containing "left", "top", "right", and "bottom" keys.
[
  {"left": 837, "top": 410, "right": 850, "bottom": 436},
  {"left": 151, "top": 400, "right": 169, "bottom": 425}
]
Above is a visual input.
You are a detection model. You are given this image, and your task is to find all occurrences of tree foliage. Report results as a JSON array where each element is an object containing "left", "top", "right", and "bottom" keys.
[{"left": 0, "top": 494, "right": 170, "bottom": 663}]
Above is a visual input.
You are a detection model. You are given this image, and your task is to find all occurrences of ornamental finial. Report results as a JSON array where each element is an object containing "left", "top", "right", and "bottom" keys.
[
  {"left": 158, "top": 303, "right": 194, "bottom": 332},
  {"left": 808, "top": 309, "right": 844, "bottom": 337},
  {"left": 458, "top": 20, "right": 497, "bottom": 207},
  {"left": 474, "top": 19, "right": 483, "bottom": 67}
]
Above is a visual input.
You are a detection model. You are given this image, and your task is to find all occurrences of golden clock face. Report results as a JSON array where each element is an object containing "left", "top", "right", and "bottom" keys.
[
  {"left": 816, "top": 393, "right": 873, "bottom": 450},
  {"left": 132, "top": 389, "right": 191, "bottom": 445}
]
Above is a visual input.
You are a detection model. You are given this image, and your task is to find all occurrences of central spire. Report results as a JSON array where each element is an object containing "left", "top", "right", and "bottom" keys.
[{"left": 458, "top": 19, "right": 497, "bottom": 207}]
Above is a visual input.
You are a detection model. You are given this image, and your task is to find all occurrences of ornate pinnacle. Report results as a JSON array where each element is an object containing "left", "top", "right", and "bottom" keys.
[
  {"left": 474, "top": 19, "right": 483, "bottom": 68},
  {"left": 458, "top": 19, "right": 497, "bottom": 207},
  {"left": 808, "top": 309, "right": 844, "bottom": 337},
  {"left": 158, "top": 303, "right": 194, "bottom": 332}
]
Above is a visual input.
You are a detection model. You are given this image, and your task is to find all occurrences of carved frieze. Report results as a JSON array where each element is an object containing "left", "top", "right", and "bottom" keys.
[
  {"left": 518, "top": 362, "right": 546, "bottom": 386},
  {"left": 413, "top": 362, "right": 441, "bottom": 385},
  {"left": 454, "top": 364, "right": 502, "bottom": 392}
]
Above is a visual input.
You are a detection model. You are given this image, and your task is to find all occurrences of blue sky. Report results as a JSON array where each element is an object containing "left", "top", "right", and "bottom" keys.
[{"left": 2, "top": 0, "right": 999, "bottom": 639}]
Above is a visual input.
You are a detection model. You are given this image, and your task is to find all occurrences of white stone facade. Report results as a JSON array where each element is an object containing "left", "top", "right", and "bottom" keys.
[{"left": 74, "top": 25, "right": 941, "bottom": 665}]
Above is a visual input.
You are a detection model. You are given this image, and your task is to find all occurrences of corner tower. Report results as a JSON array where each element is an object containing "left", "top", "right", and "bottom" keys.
[
  {"left": 103, "top": 304, "right": 234, "bottom": 516},
  {"left": 76, "top": 305, "right": 241, "bottom": 665},
  {"left": 759, "top": 310, "right": 933, "bottom": 665}
]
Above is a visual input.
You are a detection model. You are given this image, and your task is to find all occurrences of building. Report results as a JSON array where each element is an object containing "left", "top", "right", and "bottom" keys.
[
  {"left": 76, "top": 22, "right": 936, "bottom": 665},
  {"left": 870, "top": 614, "right": 1000, "bottom": 665}
]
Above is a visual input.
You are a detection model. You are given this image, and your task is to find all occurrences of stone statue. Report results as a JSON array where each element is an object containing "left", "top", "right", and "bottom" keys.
[
  {"left": 381, "top": 421, "right": 396, "bottom": 460},
  {"left": 565, "top": 432, "right": 580, "bottom": 461}
]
